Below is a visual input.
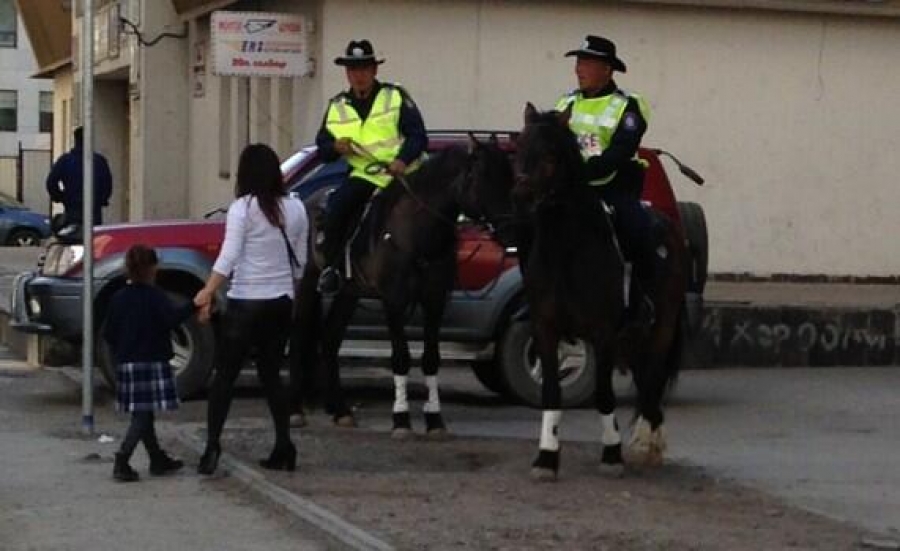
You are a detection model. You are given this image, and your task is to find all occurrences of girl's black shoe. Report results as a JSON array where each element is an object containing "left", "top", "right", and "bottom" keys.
[
  {"left": 259, "top": 444, "right": 297, "bottom": 472},
  {"left": 113, "top": 452, "right": 140, "bottom": 483},
  {"left": 197, "top": 444, "right": 221, "bottom": 475},
  {"left": 149, "top": 451, "right": 184, "bottom": 476}
]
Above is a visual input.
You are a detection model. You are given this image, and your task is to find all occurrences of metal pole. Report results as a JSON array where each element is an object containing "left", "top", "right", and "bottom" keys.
[{"left": 81, "top": 0, "right": 95, "bottom": 436}]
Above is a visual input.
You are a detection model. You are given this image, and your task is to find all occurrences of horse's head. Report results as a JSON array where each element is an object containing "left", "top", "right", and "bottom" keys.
[
  {"left": 456, "top": 134, "right": 518, "bottom": 245},
  {"left": 513, "top": 102, "right": 584, "bottom": 209}
]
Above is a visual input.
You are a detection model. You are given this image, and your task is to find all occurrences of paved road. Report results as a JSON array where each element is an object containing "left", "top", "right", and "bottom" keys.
[{"left": 293, "top": 365, "right": 900, "bottom": 538}]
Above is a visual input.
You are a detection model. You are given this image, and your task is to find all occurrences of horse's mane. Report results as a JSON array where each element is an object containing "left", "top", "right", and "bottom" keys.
[{"left": 528, "top": 110, "right": 588, "bottom": 189}]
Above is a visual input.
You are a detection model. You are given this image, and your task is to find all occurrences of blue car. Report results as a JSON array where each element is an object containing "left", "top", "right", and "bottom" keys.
[{"left": 0, "top": 192, "right": 51, "bottom": 247}]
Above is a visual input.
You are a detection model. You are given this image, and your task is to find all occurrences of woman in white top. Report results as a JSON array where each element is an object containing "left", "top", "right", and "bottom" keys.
[{"left": 193, "top": 143, "right": 308, "bottom": 475}]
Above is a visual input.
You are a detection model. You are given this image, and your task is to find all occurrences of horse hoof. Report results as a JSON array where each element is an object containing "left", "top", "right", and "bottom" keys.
[
  {"left": 599, "top": 462, "right": 626, "bottom": 478},
  {"left": 426, "top": 427, "right": 451, "bottom": 441},
  {"left": 289, "top": 413, "right": 307, "bottom": 428},
  {"left": 530, "top": 467, "right": 558, "bottom": 482},
  {"left": 391, "top": 428, "right": 413, "bottom": 440},
  {"left": 333, "top": 414, "right": 356, "bottom": 428}
]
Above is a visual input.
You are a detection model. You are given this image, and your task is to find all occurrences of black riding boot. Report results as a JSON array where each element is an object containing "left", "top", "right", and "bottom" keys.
[{"left": 633, "top": 233, "right": 668, "bottom": 328}]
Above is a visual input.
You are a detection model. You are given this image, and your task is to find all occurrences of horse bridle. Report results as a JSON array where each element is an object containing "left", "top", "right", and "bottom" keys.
[{"left": 351, "top": 140, "right": 459, "bottom": 229}]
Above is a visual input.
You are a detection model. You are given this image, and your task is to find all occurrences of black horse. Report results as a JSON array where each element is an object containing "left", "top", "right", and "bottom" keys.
[
  {"left": 513, "top": 104, "right": 687, "bottom": 480},
  {"left": 290, "top": 137, "right": 516, "bottom": 437}
]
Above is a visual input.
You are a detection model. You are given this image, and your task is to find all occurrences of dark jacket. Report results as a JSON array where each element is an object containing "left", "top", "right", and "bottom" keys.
[
  {"left": 45, "top": 146, "right": 113, "bottom": 225},
  {"left": 315, "top": 80, "right": 428, "bottom": 165},
  {"left": 103, "top": 283, "right": 195, "bottom": 364}
]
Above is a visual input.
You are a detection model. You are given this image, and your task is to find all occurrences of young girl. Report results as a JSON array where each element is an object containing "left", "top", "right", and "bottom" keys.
[{"left": 104, "top": 244, "right": 196, "bottom": 482}]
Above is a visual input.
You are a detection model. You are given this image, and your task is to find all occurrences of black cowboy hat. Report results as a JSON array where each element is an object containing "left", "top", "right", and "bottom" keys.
[
  {"left": 334, "top": 39, "right": 385, "bottom": 67},
  {"left": 565, "top": 35, "right": 627, "bottom": 73}
]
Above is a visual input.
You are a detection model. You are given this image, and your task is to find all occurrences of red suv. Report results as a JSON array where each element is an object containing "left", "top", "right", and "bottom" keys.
[{"left": 10, "top": 131, "right": 707, "bottom": 407}]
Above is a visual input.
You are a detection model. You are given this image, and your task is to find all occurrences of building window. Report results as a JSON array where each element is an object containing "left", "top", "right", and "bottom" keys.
[
  {"left": 0, "top": 0, "right": 16, "bottom": 48},
  {"left": 39, "top": 91, "right": 53, "bottom": 133},
  {"left": 0, "top": 90, "right": 17, "bottom": 131}
]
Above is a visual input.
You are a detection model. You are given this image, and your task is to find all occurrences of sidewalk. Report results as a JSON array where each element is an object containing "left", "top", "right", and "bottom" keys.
[{"left": 0, "top": 360, "right": 335, "bottom": 551}]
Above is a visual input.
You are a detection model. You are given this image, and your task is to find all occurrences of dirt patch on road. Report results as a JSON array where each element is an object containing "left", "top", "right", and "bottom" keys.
[{"left": 220, "top": 422, "right": 867, "bottom": 551}]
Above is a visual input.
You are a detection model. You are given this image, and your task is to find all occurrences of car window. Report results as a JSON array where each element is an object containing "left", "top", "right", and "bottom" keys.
[{"left": 288, "top": 159, "right": 349, "bottom": 199}]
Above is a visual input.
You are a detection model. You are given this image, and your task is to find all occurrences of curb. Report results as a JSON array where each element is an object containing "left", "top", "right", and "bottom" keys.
[
  {"left": 51, "top": 364, "right": 395, "bottom": 551},
  {"left": 169, "top": 426, "right": 395, "bottom": 551}
]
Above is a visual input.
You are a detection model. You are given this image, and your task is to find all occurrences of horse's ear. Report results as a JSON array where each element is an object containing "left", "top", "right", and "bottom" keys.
[
  {"left": 524, "top": 102, "right": 539, "bottom": 124},
  {"left": 467, "top": 132, "right": 481, "bottom": 154},
  {"left": 557, "top": 103, "right": 573, "bottom": 126}
]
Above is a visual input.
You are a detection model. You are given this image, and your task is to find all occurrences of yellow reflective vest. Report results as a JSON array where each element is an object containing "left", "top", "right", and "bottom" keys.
[
  {"left": 556, "top": 90, "right": 651, "bottom": 186},
  {"left": 326, "top": 84, "right": 422, "bottom": 188}
]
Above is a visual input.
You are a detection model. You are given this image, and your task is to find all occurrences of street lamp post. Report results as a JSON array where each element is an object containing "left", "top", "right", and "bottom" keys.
[{"left": 81, "top": 0, "right": 95, "bottom": 436}]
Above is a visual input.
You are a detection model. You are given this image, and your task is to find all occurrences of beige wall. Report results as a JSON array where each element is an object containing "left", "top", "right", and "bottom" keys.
[
  {"left": 130, "top": 0, "right": 190, "bottom": 221},
  {"left": 314, "top": 0, "right": 900, "bottom": 277}
]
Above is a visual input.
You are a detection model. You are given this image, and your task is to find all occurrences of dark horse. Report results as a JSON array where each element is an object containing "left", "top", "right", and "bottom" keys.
[
  {"left": 513, "top": 104, "right": 687, "bottom": 480},
  {"left": 291, "top": 137, "right": 516, "bottom": 437}
]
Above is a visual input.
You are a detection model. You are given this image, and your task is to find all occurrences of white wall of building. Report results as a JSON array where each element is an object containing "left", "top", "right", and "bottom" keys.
[
  {"left": 0, "top": 14, "right": 51, "bottom": 155},
  {"left": 315, "top": 0, "right": 900, "bottom": 277}
]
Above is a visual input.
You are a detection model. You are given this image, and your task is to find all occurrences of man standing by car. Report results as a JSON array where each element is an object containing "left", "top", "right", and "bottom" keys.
[
  {"left": 315, "top": 39, "right": 428, "bottom": 296},
  {"left": 45, "top": 127, "right": 113, "bottom": 228},
  {"left": 557, "top": 35, "right": 660, "bottom": 324}
]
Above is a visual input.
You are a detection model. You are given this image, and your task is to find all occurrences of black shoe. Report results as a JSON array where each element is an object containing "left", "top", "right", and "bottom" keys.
[
  {"left": 197, "top": 443, "right": 221, "bottom": 475},
  {"left": 317, "top": 267, "right": 342, "bottom": 296},
  {"left": 259, "top": 443, "right": 297, "bottom": 472},
  {"left": 113, "top": 452, "right": 140, "bottom": 483},
  {"left": 149, "top": 451, "right": 184, "bottom": 476}
]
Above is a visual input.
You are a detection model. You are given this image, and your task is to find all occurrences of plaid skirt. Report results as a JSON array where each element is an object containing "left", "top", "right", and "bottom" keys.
[{"left": 116, "top": 361, "right": 179, "bottom": 413}]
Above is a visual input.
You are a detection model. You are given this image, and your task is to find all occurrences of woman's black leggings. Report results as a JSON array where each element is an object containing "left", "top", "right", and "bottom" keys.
[{"left": 206, "top": 296, "right": 294, "bottom": 449}]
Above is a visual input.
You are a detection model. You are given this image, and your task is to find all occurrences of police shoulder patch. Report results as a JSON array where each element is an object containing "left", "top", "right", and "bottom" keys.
[{"left": 622, "top": 112, "right": 639, "bottom": 131}]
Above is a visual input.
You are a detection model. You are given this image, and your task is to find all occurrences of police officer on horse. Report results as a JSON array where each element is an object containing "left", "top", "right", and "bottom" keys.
[
  {"left": 557, "top": 35, "right": 661, "bottom": 324},
  {"left": 316, "top": 39, "right": 429, "bottom": 295}
]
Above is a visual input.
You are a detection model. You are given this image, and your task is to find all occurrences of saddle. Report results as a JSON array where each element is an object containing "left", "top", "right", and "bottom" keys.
[{"left": 314, "top": 187, "right": 391, "bottom": 285}]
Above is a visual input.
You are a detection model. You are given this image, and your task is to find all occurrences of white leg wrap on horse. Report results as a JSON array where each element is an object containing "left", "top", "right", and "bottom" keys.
[
  {"left": 600, "top": 413, "right": 621, "bottom": 446},
  {"left": 539, "top": 410, "right": 562, "bottom": 451},
  {"left": 393, "top": 375, "right": 409, "bottom": 413},
  {"left": 423, "top": 375, "right": 440, "bottom": 413}
]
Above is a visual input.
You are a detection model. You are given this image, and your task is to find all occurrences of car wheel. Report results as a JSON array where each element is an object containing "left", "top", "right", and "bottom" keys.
[
  {"left": 677, "top": 201, "right": 709, "bottom": 294},
  {"left": 498, "top": 320, "right": 596, "bottom": 408},
  {"left": 7, "top": 229, "right": 42, "bottom": 247},
  {"left": 470, "top": 360, "right": 506, "bottom": 395},
  {"left": 98, "top": 292, "right": 215, "bottom": 400}
]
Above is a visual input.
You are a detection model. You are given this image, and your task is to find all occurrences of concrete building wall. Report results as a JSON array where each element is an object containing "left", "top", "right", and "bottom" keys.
[
  {"left": 185, "top": 0, "right": 323, "bottom": 216},
  {"left": 113, "top": 0, "right": 899, "bottom": 277},
  {"left": 128, "top": 0, "right": 190, "bottom": 221}
]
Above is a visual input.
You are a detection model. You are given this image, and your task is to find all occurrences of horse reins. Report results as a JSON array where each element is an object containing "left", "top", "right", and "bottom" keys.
[{"left": 350, "top": 140, "right": 459, "bottom": 228}]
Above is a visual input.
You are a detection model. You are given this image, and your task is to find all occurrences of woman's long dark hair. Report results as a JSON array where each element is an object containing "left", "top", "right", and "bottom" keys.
[{"left": 236, "top": 143, "right": 286, "bottom": 228}]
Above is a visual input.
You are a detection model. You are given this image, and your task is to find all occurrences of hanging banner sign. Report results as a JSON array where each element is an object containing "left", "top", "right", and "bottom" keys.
[{"left": 211, "top": 11, "right": 312, "bottom": 78}]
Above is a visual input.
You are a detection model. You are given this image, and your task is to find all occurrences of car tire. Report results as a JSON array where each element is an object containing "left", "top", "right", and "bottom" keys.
[
  {"left": 470, "top": 360, "right": 506, "bottom": 395},
  {"left": 98, "top": 292, "right": 215, "bottom": 400},
  {"left": 677, "top": 201, "right": 709, "bottom": 294},
  {"left": 7, "top": 228, "right": 42, "bottom": 247},
  {"left": 497, "top": 320, "right": 596, "bottom": 408}
]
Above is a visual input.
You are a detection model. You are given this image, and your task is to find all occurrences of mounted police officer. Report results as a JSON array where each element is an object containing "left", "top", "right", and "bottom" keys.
[
  {"left": 558, "top": 35, "right": 660, "bottom": 324},
  {"left": 315, "top": 39, "right": 428, "bottom": 295}
]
